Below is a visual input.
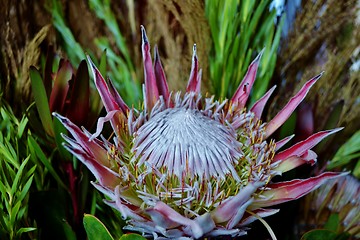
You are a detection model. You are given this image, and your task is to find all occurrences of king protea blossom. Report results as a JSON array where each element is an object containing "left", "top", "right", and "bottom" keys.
[{"left": 54, "top": 26, "right": 345, "bottom": 239}]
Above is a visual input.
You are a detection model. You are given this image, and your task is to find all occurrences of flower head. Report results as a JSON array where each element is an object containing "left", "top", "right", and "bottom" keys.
[{"left": 54, "top": 26, "right": 345, "bottom": 239}]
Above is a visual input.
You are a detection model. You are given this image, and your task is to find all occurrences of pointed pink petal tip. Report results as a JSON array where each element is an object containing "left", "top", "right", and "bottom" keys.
[
  {"left": 251, "top": 171, "right": 348, "bottom": 208},
  {"left": 274, "top": 127, "right": 343, "bottom": 162},
  {"left": 140, "top": 25, "right": 148, "bottom": 44},
  {"left": 250, "top": 85, "right": 276, "bottom": 119},
  {"left": 186, "top": 44, "right": 200, "bottom": 93},
  {"left": 211, "top": 182, "right": 263, "bottom": 224},
  {"left": 265, "top": 72, "right": 324, "bottom": 138},
  {"left": 231, "top": 50, "right": 264, "bottom": 106},
  {"left": 141, "top": 25, "right": 159, "bottom": 110},
  {"left": 275, "top": 134, "right": 295, "bottom": 151},
  {"left": 153, "top": 45, "right": 170, "bottom": 102},
  {"left": 86, "top": 55, "right": 120, "bottom": 113}
]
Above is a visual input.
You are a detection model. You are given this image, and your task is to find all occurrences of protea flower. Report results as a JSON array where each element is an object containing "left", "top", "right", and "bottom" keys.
[{"left": 54, "top": 26, "right": 345, "bottom": 239}]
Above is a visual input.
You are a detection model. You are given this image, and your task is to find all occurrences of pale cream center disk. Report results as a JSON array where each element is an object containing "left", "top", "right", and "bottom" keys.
[{"left": 132, "top": 107, "right": 242, "bottom": 180}]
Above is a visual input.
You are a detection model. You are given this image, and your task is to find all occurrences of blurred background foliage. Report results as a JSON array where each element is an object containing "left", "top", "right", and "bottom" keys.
[{"left": 0, "top": 0, "right": 359, "bottom": 239}]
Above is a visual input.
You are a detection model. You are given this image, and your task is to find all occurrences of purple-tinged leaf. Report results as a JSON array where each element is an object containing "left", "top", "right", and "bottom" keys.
[
  {"left": 186, "top": 44, "right": 200, "bottom": 93},
  {"left": 49, "top": 59, "right": 72, "bottom": 113},
  {"left": 274, "top": 128, "right": 342, "bottom": 162},
  {"left": 265, "top": 73, "right": 323, "bottom": 138},
  {"left": 66, "top": 60, "right": 90, "bottom": 126},
  {"left": 154, "top": 45, "right": 170, "bottom": 103},
  {"left": 250, "top": 85, "right": 276, "bottom": 119},
  {"left": 29, "top": 66, "right": 54, "bottom": 137},
  {"left": 251, "top": 172, "right": 348, "bottom": 208},
  {"left": 141, "top": 25, "right": 159, "bottom": 110},
  {"left": 275, "top": 134, "right": 295, "bottom": 151},
  {"left": 231, "top": 50, "right": 263, "bottom": 107}
]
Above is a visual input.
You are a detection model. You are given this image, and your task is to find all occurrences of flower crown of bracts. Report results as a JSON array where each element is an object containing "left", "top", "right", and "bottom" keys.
[{"left": 54, "top": 26, "right": 346, "bottom": 239}]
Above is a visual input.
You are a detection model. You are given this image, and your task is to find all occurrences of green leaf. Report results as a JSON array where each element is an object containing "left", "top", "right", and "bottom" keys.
[
  {"left": 10, "top": 156, "right": 30, "bottom": 197},
  {"left": 353, "top": 159, "right": 360, "bottom": 179},
  {"left": 327, "top": 130, "right": 360, "bottom": 170},
  {"left": 119, "top": 233, "right": 147, "bottom": 240},
  {"left": 29, "top": 66, "right": 54, "bottom": 137},
  {"left": 50, "top": 0, "right": 85, "bottom": 65},
  {"left": 17, "top": 174, "right": 34, "bottom": 204},
  {"left": 28, "top": 135, "right": 68, "bottom": 190},
  {"left": 324, "top": 213, "right": 339, "bottom": 232},
  {"left": 16, "top": 227, "right": 37, "bottom": 235},
  {"left": 301, "top": 229, "right": 338, "bottom": 240},
  {"left": 17, "top": 115, "right": 28, "bottom": 139},
  {"left": 83, "top": 214, "right": 114, "bottom": 240}
]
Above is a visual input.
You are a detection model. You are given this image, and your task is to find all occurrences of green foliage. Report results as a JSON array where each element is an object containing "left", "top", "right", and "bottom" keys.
[
  {"left": 324, "top": 213, "right": 340, "bottom": 233},
  {"left": 83, "top": 214, "right": 114, "bottom": 240},
  {"left": 301, "top": 213, "right": 351, "bottom": 240},
  {"left": 327, "top": 130, "right": 360, "bottom": 177},
  {"left": 83, "top": 214, "right": 146, "bottom": 240},
  {"left": 29, "top": 67, "right": 54, "bottom": 137},
  {"left": 0, "top": 101, "right": 36, "bottom": 239},
  {"left": 49, "top": 0, "right": 85, "bottom": 65},
  {"left": 119, "top": 233, "right": 146, "bottom": 240},
  {"left": 301, "top": 230, "right": 350, "bottom": 240},
  {"left": 205, "top": 0, "right": 283, "bottom": 104},
  {"left": 49, "top": 0, "right": 141, "bottom": 105}
]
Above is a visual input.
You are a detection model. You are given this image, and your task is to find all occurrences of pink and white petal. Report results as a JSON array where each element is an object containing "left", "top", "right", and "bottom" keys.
[
  {"left": 273, "top": 150, "right": 317, "bottom": 173},
  {"left": 251, "top": 172, "right": 348, "bottom": 208},
  {"left": 63, "top": 144, "right": 120, "bottom": 188},
  {"left": 250, "top": 85, "right": 276, "bottom": 119},
  {"left": 196, "top": 69, "right": 202, "bottom": 93},
  {"left": 231, "top": 50, "right": 263, "bottom": 107},
  {"left": 154, "top": 45, "right": 170, "bottom": 103},
  {"left": 89, "top": 110, "right": 120, "bottom": 141},
  {"left": 226, "top": 198, "right": 254, "bottom": 229},
  {"left": 141, "top": 25, "right": 159, "bottom": 109},
  {"left": 53, "top": 113, "right": 111, "bottom": 168},
  {"left": 265, "top": 73, "right": 323, "bottom": 138},
  {"left": 186, "top": 44, "right": 200, "bottom": 93},
  {"left": 152, "top": 201, "right": 205, "bottom": 239},
  {"left": 275, "top": 134, "right": 295, "bottom": 151},
  {"left": 193, "top": 213, "right": 215, "bottom": 236},
  {"left": 239, "top": 208, "right": 280, "bottom": 227},
  {"left": 211, "top": 182, "right": 263, "bottom": 223},
  {"left": 105, "top": 200, "right": 147, "bottom": 222},
  {"left": 91, "top": 182, "right": 116, "bottom": 199},
  {"left": 273, "top": 128, "right": 342, "bottom": 162},
  {"left": 107, "top": 77, "right": 129, "bottom": 114},
  {"left": 207, "top": 228, "right": 247, "bottom": 238}
]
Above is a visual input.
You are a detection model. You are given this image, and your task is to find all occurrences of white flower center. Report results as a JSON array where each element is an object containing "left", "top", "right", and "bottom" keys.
[{"left": 132, "top": 107, "right": 242, "bottom": 180}]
